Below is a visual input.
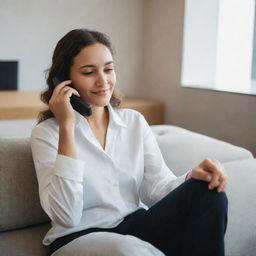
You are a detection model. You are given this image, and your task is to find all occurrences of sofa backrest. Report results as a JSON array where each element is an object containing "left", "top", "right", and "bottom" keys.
[
  {"left": 151, "top": 125, "right": 254, "bottom": 176},
  {"left": 0, "top": 138, "right": 50, "bottom": 232}
]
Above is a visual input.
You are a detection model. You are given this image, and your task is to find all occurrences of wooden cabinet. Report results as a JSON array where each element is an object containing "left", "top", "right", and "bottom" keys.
[
  {"left": 120, "top": 97, "right": 164, "bottom": 125},
  {"left": 0, "top": 91, "right": 164, "bottom": 125}
]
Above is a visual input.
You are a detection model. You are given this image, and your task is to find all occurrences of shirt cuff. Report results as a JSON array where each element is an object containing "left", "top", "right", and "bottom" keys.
[
  {"left": 54, "top": 154, "right": 85, "bottom": 182},
  {"left": 173, "top": 171, "right": 190, "bottom": 189}
]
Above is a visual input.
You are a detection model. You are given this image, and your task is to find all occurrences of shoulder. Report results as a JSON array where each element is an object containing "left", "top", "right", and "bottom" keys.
[
  {"left": 114, "top": 107, "right": 147, "bottom": 124},
  {"left": 113, "top": 107, "right": 150, "bottom": 131},
  {"left": 115, "top": 107, "right": 145, "bottom": 120},
  {"left": 30, "top": 117, "right": 58, "bottom": 140}
]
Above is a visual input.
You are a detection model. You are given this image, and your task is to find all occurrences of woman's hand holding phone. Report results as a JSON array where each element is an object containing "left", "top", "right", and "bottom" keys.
[{"left": 49, "top": 80, "right": 81, "bottom": 127}]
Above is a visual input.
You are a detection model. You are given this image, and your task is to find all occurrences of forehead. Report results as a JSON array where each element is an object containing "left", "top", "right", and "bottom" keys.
[{"left": 72, "top": 43, "right": 113, "bottom": 66}]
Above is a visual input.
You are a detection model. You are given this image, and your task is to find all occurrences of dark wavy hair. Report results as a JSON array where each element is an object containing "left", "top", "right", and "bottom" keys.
[{"left": 37, "top": 28, "right": 123, "bottom": 124}]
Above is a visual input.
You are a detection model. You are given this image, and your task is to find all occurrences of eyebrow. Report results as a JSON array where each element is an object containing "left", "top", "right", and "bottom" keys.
[{"left": 79, "top": 61, "right": 113, "bottom": 69}]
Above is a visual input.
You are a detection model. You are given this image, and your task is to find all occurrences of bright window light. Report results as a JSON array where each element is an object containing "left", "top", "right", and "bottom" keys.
[{"left": 181, "top": 0, "right": 256, "bottom": 95}]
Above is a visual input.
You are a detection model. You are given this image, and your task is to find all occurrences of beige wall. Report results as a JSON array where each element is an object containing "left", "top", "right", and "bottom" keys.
[{"left": 140, "top": 0, "right": 256, "bottom": 156}]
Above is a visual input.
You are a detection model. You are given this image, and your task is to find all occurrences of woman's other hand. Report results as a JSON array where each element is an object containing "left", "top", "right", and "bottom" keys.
[
  {"left": 49, "top": 80, "right": 80, "bottom": 126},
  {"left": 186, "top": 158, "right": 228, "bottom": 193}
]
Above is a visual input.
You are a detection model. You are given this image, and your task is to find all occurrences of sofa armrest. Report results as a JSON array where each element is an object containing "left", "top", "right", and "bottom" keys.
[{"left": 223, "top": 158, "right": 256, "bottom": 256}]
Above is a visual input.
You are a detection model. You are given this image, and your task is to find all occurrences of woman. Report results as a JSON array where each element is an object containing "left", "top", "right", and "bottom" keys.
[{"left": 30, "top": 28, "right": 228, "bottom": 256}]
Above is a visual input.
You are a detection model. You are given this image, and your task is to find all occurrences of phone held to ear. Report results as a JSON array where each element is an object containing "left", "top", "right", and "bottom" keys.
[{"left": 52, "top": 76, "right": 92, "bottom": 117}]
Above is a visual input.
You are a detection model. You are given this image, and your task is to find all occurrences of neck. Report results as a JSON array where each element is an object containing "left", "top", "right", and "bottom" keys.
[{"left": 85, "top": 105, "right": 109, "bottom": 128}]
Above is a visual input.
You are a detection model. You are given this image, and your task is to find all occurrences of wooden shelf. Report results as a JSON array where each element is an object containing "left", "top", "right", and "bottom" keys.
[
  {"left": 0, "top": 91, "right": 164, "bottom": 125},
  {"left": 0, "top": 91, "right": 46, "bottom": 120}
]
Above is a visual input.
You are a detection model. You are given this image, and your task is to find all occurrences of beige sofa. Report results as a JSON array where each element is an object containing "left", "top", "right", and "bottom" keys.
[{"left": 0, "top": 125, "right": 255, "bottom": 256}]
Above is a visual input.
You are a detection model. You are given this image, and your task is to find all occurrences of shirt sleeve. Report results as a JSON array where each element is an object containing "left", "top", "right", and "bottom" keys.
[
  {"left": 138, "top": 115, "right": 189, "bottom": 207},
  {"left": 30, "top": 124, "right": 85, "bottom": 228}
]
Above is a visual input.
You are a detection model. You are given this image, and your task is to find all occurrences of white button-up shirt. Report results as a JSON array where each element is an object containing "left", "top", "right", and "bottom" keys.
[{"left": 30, "top": 105, "right": 188, "bottom": 245}]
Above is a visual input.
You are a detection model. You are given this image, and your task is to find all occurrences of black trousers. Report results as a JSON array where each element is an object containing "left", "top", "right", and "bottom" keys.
[{"left": 49, "top": 179, "right": 228, "bottom": 256}]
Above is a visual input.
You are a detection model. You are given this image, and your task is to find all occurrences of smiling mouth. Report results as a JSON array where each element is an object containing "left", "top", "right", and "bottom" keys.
[{"left": 92, "top": 89, "right": 109, "bottom": 96}]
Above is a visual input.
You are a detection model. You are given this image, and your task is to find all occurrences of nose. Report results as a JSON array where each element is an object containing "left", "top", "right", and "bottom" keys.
[{"left": 96, "top": 71, "right": 108, "bottom": 87}]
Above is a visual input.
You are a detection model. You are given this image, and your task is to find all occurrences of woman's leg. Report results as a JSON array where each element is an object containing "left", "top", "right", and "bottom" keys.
[
  {"left": 52, "top": 232, "right": 165, "bottom": 256},
  {"left": 118, "top": 179, "right": 228, "bottom": 256}
]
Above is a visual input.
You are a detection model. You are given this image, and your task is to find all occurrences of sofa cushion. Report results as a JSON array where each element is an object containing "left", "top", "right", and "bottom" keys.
[
  {"left": 0, "top": 138, "right": 50, "bottom": 232},
  {"left": 223, "top": 158, "right": 256, "bottom": 256},
  {"left": 0, "top": 223, "right": 50, "bottom": 256},
  {"left": 151, "top": 125, "right": 254, "bottom": 176}
]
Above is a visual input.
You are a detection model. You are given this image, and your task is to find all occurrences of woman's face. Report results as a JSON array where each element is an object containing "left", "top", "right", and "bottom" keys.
[{"left": 69, "top": 43, "right": 116, "bottom": 107}]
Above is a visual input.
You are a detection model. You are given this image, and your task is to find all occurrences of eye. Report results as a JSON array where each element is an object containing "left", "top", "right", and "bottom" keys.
[
  {"left": 105, "top": 68, "right": 114, "bottom": 73},
  {"left": 82, "top": 71, "right": 94, "bottom": 75}
]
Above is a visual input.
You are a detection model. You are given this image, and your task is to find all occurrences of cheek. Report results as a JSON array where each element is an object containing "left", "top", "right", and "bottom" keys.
[
  {"left": 72, "top": 77, "right": 92, "bottom": 91},
  {"left": 110, "top": 73, "right": 117, "bottom": 86}
]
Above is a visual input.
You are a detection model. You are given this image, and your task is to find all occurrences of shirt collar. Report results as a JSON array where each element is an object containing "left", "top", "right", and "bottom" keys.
[
  {"left": 74, "top": 104, "right": 127, "bottom": 128},
  {"left": 107, "top": 104, "right": 127, "bottom": 128}
]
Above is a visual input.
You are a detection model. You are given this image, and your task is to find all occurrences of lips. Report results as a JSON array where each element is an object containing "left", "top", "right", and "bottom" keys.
[{"left": 92, "top": 89, "right": 109, "bottom": 95}]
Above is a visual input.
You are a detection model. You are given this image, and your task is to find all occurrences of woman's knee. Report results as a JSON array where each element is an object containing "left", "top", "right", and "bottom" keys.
[
  {"left": 193, "top": 178, "right": 227, "bottom": 202},
  {"left": 187, "top": 178, "right": 228, "bottom": 215}
]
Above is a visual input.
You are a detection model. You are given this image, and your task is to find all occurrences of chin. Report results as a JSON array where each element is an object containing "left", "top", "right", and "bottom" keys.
[{"left": 92, "top": 98, "right": 111, "bottom": 107}]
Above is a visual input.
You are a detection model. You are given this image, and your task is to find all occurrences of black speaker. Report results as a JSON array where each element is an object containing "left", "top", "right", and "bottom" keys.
[{"left": 0, "top": 61, "right": 18, "bottom": 91}]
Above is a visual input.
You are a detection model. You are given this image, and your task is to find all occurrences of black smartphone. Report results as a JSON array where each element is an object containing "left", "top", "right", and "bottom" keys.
[{"left": 52, "top": 76, "right": 92, "bottom": 117}]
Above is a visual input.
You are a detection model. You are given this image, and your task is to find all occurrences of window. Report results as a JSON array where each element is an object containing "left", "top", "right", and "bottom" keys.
[{"left": 181, "top": 0, "right": 256, "bottom": 95}]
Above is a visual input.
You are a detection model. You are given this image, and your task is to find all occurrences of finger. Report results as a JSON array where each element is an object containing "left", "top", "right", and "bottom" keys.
[
  {"left": 63, "top": 87, "right": 80, "bottom": 98},
  {"left": 217, "top": 181, "right": 227, "bottom": 193},
  {"left": 49, "top": 85, "right": 79, "bottom": 108},
  {"left": 209, "top": 170, "right": 220, "bottom": 190},
  {"left": 217, "top": 174, "right": 228, "bottom": 192},
  {"left": 191, "top": 167, "right": 212, "bottom": 182},
  {"left": 217, "top": 179, "right": 227, "bottom": 192},
  {"left": 199, "top": 158, "right": 220, "bottom": 173},
  {"left": 199, "top": 159, "right": 221, "bottom": 189},
  {"left": 63, "top": 88, "right": 76, "bottom": 100},
  {"left": 52, "top": 80, "right": 72, "bottom": 96}
]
